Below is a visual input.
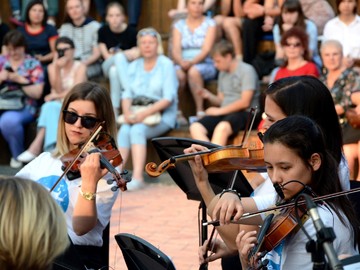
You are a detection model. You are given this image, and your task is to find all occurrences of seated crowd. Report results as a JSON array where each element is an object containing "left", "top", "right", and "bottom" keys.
[{"left": 1, "top": 0, "right": 360, "bottom": 182}]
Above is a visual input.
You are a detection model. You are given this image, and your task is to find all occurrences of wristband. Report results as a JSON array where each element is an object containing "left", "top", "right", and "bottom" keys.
[
  {"left": 219, "top": 189, "right": 241, "bottom": 200},
  {"left": 79, "top": 189, "right": 96, "bottom": 201}
]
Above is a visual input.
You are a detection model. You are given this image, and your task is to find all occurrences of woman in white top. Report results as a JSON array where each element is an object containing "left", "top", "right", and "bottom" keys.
[
  {"left": 323, "top": 0, "right": 360, "bottom": 68},
  {"left": 18, "top": 37, "right": 86, "bottom": 163}
]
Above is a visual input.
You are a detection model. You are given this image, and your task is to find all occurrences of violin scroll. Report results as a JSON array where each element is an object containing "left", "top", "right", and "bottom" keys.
[{"left": 145, "top": 160, "right": 176, "bottom": 177}]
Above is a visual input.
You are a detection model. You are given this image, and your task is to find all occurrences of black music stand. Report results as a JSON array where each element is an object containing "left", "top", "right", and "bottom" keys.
[{"left": 150, "top": 137, "right": 254, "bottom": 253}]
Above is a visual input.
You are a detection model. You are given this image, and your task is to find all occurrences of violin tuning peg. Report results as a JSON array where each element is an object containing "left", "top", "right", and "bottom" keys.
[
  {"left": 107, "top": 179, "right": 115, "bottom": 185},
  {"left": 121, "top": 169, "right": 128, "bottom": 176},
  {"left": 111, "top": 186, "right": 119, "bottom": 192},
  {"left": 125, "top": 177, "right": 132, "bottom": 183}
]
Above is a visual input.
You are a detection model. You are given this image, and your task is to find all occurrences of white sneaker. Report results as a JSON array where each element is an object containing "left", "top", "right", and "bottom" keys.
[
  {"left": 126, "top": 179, "right": 145, "bottom": 191},
  {"left": 10, "top": 158, "right": 23, "bottom": 169},
  {"left": 17, "top": 150, "right": 37, "bottom": 163}
]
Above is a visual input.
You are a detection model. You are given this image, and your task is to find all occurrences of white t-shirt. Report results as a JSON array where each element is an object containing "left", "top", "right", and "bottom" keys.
[
  {"left": 323, "top": 15, "right": 360, "bottom": 59},
  {"left": 16, "top": 152, "right": 119, "bottom": 246},
  {"left": 259, "top": 201, "right": 358, "bottom": 269}
]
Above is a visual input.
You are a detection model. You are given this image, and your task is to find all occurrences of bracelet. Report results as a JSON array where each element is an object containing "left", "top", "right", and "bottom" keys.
[
  {"left": 79, "top": 189, "right": 96, "bottom": 201},
  {"left": 219, "top": 189, "right": 241, "bottom": 201}
]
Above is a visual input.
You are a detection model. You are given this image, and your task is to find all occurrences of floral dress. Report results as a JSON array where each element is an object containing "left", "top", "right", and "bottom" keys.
[{"left": 320, "top": 68, "right": 360, "bottom": 143}]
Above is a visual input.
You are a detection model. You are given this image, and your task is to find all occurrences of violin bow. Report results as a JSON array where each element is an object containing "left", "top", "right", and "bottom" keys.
[
  {"left": 206, "top": 185, "right": 360, "bottom": 226},
  {"left": 49, "top": 122, "right": 104, "bottom": 192},
  {"left": 241, "top": 107, "right": 258, "bottom": 148}
]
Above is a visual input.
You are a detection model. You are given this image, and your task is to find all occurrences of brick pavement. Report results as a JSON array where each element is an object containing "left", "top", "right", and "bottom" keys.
[{"left": 108, "top": 179, "right": 223, "bottom": 270}]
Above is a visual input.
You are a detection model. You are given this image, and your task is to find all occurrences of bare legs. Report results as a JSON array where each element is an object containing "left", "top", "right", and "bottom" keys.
[{"left": 190, "top": 121, "right": 233, "bottom": 146}]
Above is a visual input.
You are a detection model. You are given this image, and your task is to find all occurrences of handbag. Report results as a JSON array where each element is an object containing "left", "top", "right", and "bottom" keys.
[
  {"left": 0, "top": 86, "right": 25, "bottom": 110},
  {"left": 117, "top": 96, "right": 162, "bottom": 126},
  {"left": 345, "top": 108, "right": 360, "bottom": 129}
]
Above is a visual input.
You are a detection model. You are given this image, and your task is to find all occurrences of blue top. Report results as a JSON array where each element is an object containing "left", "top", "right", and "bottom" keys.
[{"left": 122, "top": 55, "right": 179, "bottom": 128}]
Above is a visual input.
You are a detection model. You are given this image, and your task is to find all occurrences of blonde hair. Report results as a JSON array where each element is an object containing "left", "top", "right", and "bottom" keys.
[
  {"left": 137, "top": 27, "right": 164, "bottom": 55},
  {"left": 0, "top": 177, "right": 69, "bottom": 270},
  {"left": 54, "top": 81, "right": 117, "bottom": 156}
]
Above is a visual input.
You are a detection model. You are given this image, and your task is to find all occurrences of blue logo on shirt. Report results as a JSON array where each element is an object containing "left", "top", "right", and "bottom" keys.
[{"left": 37, "top": 175, "right": 69, "bottom": 212}]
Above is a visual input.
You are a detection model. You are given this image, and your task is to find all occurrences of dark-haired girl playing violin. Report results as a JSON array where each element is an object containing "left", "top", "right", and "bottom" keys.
[
  {"left": 16, "top": 81, "right": 121, "bottom": 269},
  {"left": 188, "top": 76, "right": 353, "bottom": 267},
  {"left": 236, "top": 115, "right": 359, "bottom": 269}
]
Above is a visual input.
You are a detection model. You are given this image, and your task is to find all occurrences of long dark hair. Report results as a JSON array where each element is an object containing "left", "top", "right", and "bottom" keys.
[
  {"left": 265, "top": 76, "right": 343, "bottom": 165},
  {"left": 24, "top": 0, "right": 48, "bottom": 26},
  {"left": 264, "top": 115, "right": 360, "bottom": 249},
  {"left": 278, "top": 0, "right": 307, "bottom": 35}
]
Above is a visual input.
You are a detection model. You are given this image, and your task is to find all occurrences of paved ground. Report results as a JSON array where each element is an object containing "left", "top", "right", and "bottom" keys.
[{"left": 0, "top": 165, "right": 223, "bottom": 270}]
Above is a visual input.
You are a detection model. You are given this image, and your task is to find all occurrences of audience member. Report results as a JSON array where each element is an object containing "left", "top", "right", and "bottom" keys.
[
  {"left": 18, "top": 0, "right": 58, "bottom": 65},
  {"left": 117, "top": 27, "right": 178, "bottom": 190},
  {"left": 214, "top": 0, "right": 243, "bottom": 58},
  {"left": 17, "top": 37, "right": 87, "bottom": 163},
  {"left": 0, "top": 30, "right": 44, "bottom": 169},
  {"left": 88, "top": 0, "right": 142, "bottom": 26},
  {"left": 0, "top": 176, "right": 69, "bottom": 270},
  {"left": 236, "top": 115, "right": 359, "bottom": 269},
  {"left": 273, "top": 0, "right": 321, "bottom": 68},
  {"left": 189, "top": 40, "right": 259, "bottom": 146},
  {"left": 99, "top": 1, "right": 138, "bottom": 117},
  {"left": 323, "top": 0, "right": 360, "bottom": 68},
  {"left": 8, "top": 0, "right": 59, "bottom": 26},
  {"left": 59, "top": 0, "right": 102, "bottom": 79},
  {"left": 172, "top": 0, "right": 217, "bottom": 117},
  {"left": 299, "top": 0, "right": 335, "bottom": 35},
  {"left": 16, "top": 81, "right": 120, "bottom": 269},
  {"left": 272, "top": 26, "right": 318, "bottom": 81},
  {"left": 319, "top": 39, "right": 360, "bottom": 180},
  {"left": 168, "top": 0, "right": 216, "bottom": 19}
]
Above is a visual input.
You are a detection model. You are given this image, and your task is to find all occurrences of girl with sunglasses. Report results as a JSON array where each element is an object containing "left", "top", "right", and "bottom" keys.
[
  {"left": 18, "top": 37, "right": 87, "bottom": 163},
  {"left": 16, "top": 81, "right": 120, "bottom": 269}
]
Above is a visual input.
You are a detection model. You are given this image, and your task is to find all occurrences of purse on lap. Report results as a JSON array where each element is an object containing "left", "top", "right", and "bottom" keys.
[
  {"left": 0, "top": 85, "right": 26, "bottom": 111},
  {"left": 117, "top": 96, "right": 162, "bottom": 126}
]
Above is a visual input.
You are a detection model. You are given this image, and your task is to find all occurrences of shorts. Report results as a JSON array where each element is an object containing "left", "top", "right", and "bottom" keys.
[{"left": 197, "top": 111, "right": 250, "bottom": 139}]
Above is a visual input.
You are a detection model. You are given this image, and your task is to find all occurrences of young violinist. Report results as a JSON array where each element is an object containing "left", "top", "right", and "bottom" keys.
[
  {"left": 15, "top": 81, "right": 121, "bottom": 269},
  {"left": 186, "top": 76, "right": 351, "bottom": 265},
  {"left": 236, "top": 115, "right": 359, "bottom": 269}
]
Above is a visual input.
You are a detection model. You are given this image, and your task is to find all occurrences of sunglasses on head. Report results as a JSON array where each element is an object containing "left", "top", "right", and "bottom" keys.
[
  {"left": 138, "top": 30, "right": 157, "bottom": 38},
  {"left": 63, "top": 110, "right": 100, "bottom": 129}
]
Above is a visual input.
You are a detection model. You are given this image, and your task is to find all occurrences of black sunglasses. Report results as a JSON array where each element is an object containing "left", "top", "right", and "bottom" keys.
[{"left": 63, "top": 110, "right": 100, "bottom": 129}]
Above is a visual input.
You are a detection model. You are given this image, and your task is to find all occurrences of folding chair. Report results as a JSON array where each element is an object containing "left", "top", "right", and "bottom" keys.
[{"left": 115, "top": 233, "right": 176, "bottom": 270}]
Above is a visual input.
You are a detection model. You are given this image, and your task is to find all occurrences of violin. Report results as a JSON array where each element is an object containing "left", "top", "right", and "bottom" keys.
[
  {"left": 145, "top": 144, "right": 265, "bottom": 177},
  {"left": 50, "top": 123, "right": 129, "bottom": 192}
]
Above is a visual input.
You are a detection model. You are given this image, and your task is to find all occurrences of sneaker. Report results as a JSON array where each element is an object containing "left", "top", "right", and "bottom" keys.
[
  {"left": 126, "top": 178, "right": 145, "bottom": 191},
  {"left": 10, "top": 158, "right": 23, "bottom": 169},
  {"left": 17, "top": 150, "right": 37, "bottom": 163}
]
